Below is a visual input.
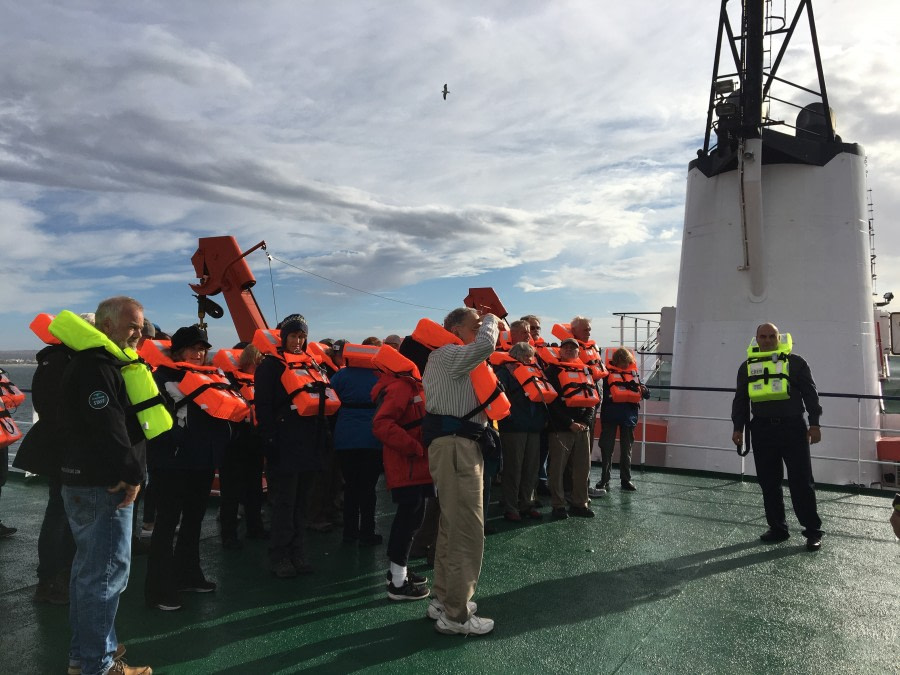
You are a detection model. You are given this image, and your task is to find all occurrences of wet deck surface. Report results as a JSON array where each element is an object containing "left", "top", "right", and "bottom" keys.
[{"left": 1, "top": 468, "right": 898, "bottom": 674}]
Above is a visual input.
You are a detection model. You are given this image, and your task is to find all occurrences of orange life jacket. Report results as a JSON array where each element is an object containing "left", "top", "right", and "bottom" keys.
[
  {"left": 537, "top": 346, "right": 600, "bottom": 408},
  {"left": 0, "top": 369, "right": 26, "bottom": 409},
  {"left": 604, "top": 348, "right": 643, "bottom": 404},
  {"left": 551, "top": 323, "right": 608, "bottom": 382},
  {"left": 213, "top": 349, "right": 256, "bottom": 408},
  {"left": 138, "top": 340, "right": 251, "bottom": 423},
  {"left": 411, "top": 318, "right": 511, "bottom": 421},
  {"left": 0, "top": 401, "right": 22, "bottom": 449},
  {"left": 249, "top": 329, "right": 340, "bottom": 416},
  {"left": 341, "top": 343, "right": 378, "bottom": 369},
  {"left": 252, "top": 329, "right": 281, "bottom": 356},
  {"left": 280, "top": 351, "right": 341, "bottom": 416},
  {"left": 30, "top": 313, "right": 62, "bottom": 345},
  {"left": 489, "top": 352, "right": 558, "bottom": 404},
  {"left": 373, "top": 345, "right": 421, "bottom": 380}
]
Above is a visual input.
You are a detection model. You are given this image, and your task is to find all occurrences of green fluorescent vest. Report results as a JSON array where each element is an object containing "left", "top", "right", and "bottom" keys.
[
  {"left": 746, "top": 333, "right": 792, "bottom": 403},
  {"left": 48, "top": 310, "right": 173, "bottom": 440}
]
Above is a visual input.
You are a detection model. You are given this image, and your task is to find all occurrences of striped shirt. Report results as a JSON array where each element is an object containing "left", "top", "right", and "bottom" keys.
[{"left": 422, "top": 314, "right": 499, "bottom": 425}]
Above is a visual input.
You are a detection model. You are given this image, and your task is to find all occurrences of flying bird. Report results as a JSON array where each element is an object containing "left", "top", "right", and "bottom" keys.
[{"left": 442, "top": 83, "right": 449, "bottom": 100}]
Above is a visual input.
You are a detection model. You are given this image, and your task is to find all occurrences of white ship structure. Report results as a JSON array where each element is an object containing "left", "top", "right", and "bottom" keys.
[{"left": 621, "top": 0, "right": 900, "bottom": 489}]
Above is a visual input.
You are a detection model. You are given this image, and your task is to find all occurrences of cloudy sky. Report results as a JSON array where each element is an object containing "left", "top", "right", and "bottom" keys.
[{"left": 1, "top": 0, "right": 897, "bottom": 350}]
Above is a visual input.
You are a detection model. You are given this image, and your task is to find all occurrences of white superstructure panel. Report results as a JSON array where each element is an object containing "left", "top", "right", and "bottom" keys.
[{"left": 668, "top": 149, "right": 880, "bottom": 486}]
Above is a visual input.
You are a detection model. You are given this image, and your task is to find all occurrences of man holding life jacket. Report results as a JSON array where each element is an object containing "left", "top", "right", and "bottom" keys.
[
  {"left": 544, "top": 338, "right": 597, "bottom": 519},
  {"left": 731, "top": 323, "right": 824, "bottom": 552},
  {"left": 57, "top": 296, "right": 155, "bottom": 675},
  {"left": 421, "top": 307, "right": 500, "bottom": 636}
]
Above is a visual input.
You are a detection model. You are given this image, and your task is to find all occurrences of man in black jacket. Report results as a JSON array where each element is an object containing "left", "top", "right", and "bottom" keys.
[
  {"left": 60, "top": 296, "right": 152, "bottom": 675},
  {"left": 731, "top": 322, "right": 823, "bottom": 552}
]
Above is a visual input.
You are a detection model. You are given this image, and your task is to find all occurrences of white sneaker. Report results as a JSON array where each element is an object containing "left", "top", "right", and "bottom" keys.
[
  {"left": 434, "top": 613, "right": 494, "bottom": 636},
  {"left": 426, "top": 597, "right": 477, "bottom": 620},
  {"left": 587, "top": 486, "right": 607, "bottom": 498}
]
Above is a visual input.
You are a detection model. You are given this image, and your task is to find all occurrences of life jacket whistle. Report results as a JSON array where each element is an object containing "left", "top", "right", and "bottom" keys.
[
  {"left": 489, "top": 352, "right": 557, "bottom": 404},
  {"left": 51, "top": 311, "right": 173, "bottom": 440},
  {"left": 746, "top": 333, "right": 793, "bottom": 402},
  {"left": 0, "top": 369, "right": 26, "bottom": 409},
  {"left": 30, "top": 313, "right": 62, "bottom": 345},
  {"left": 372, "top": 345, "right": 421, "bottom": 380}
]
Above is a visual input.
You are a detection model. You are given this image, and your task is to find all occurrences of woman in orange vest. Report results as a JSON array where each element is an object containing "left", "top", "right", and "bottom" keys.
[
  {"left": 254, "top": 315, "right": 328, "bottom": 578},
  {"left": 145, "top": 325, "right": 231, "bottom": 611},
  {"left": 597, "top": 347, "right": 649, "bottom": 492}
]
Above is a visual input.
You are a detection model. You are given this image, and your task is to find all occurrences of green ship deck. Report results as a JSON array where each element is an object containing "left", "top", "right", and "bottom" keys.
[{"left": 1, "top": 468, "right": 898, "bottom": 674}]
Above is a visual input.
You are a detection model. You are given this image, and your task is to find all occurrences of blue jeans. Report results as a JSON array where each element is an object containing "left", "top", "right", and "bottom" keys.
[{"left": 63, "top": 486, "right": 133, "bottom": 675}]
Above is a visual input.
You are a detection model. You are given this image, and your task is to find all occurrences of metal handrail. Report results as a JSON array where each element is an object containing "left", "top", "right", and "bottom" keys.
[{"left": 620, "top": 384, "right": 900, "bottom": 490}]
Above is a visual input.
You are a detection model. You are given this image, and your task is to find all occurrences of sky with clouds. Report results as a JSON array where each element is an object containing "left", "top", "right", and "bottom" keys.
[{"left": 1, "top": 0, "right": 898, "bottom": 350}]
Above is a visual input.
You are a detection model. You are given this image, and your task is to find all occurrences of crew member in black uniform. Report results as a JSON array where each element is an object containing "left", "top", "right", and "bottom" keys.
[{"left": 731, "top": 322, "right": 823, "bottom": 551}]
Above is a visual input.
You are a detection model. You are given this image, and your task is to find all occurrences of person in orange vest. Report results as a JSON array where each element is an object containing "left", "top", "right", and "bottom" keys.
[
  {"left": 544, "top": 338, "right": 596, "bottom": 519},
  {"left": 597, "top": 348, "right": 648, "bottom": 492},
  {"left": 144, "top": 326, "right": 228, "bottom": 611},
  {"left": 254, "top": 315, "right": 327, "bottom": 578},
  {"left": 496, "top": 342, "right": 548, "bottom": 522}
]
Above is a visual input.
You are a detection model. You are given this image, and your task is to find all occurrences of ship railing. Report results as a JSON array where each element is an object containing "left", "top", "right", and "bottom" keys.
[
  {"left": 621, "top": 385, "right": 900, "bottom": 491},
  {"left": 610, "top": 312, "right": 662, "bottom": 382}
]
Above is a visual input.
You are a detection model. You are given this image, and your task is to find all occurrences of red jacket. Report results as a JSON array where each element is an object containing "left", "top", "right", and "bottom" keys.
[{"left": 371, "top": 372, "right": 431, "bottom": 490}]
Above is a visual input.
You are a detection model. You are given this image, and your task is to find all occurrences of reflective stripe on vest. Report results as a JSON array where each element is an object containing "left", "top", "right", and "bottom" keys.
[
  {"left": 49, "top": 311, "right": 173, "bottom": 439},
  {"left": 746, "top": 334, "right": 792, "bottom": 402}
]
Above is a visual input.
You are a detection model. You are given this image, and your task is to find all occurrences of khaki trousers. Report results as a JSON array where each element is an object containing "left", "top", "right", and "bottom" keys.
[
  {"left": 428, "top": 435, "right": 484, "bottom": 623},
  {"left": 548, "top": 430, "right": 590, "bottom": 509}
]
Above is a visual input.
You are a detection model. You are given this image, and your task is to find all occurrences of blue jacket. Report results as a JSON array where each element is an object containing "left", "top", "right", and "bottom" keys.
[{"left": 330, "top": 366, "right": 380, "bottom": 450}]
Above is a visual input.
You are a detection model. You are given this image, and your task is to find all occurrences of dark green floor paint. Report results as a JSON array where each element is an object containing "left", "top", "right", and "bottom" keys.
[{"left": 1, "top": 469, "right": 898, "bottom": 674}]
